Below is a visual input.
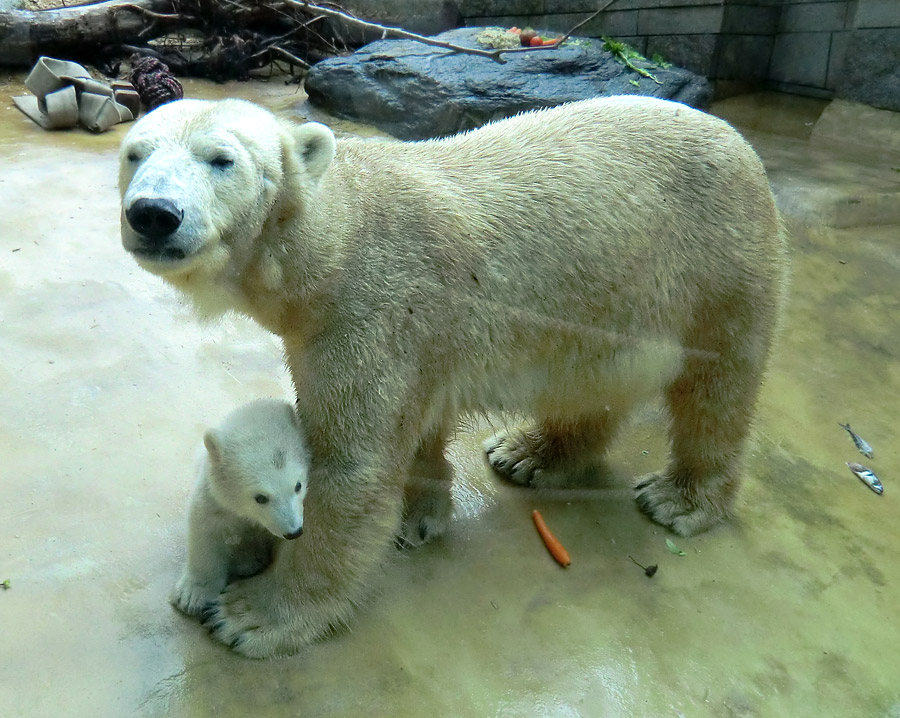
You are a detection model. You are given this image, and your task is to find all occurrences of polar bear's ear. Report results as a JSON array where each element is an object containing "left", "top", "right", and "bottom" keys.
[
  {"left": 203, "top": 429, "right": 222, "bottom": 464},
  {"left": 291, "top": 122, "right": 336, "bottom": 184}
]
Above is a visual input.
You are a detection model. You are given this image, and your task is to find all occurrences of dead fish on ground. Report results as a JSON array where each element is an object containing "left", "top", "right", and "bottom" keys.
[
  {"left": 838, "top": 422, "right": 873, "bottom": 458},
  {"left": 846, "top": 462, "right": 883, "bottom": 495}
]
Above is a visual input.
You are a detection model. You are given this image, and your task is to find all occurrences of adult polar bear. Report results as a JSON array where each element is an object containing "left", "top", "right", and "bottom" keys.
[{"left": 120, "top": 96, "right": 787, "bottom": 657}]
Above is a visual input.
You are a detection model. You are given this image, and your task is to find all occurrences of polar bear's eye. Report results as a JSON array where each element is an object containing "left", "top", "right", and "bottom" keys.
[
  {"left": 294, "top": 482, "right": 302, "bottom": 493},
  {"left": 254, "top": 494, "right": 269, "bottom": 505},
  {"left": 127, "top": 151, "right": 141, "bottom": 162},
  {"left": 210, "top": 156, "right": 234, "bottom": 169}
]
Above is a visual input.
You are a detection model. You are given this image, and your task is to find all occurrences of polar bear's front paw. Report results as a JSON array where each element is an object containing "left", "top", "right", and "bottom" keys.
[
  {"left": 483, "top": 430, "right": 544, "bottom": 487},
  {"left": 170, "top": 573, "right": 223, "bottom": 618},
  {"left": 398, "top": 478, "right": 452, "bottom": 549},
  {"left": 203, "top": 581, "right": 286, "bottom": 658},
  {"left": 203, "top": 572, "right": 339, "bottom": 659},
  {"left": 634, "top": 473, "right": 727, "bottom": 537}
]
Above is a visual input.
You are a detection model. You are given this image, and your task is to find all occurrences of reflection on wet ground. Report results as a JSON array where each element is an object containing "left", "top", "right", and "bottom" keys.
[{"left": 1, "top": 75, "right": 899, "bottom": 716}]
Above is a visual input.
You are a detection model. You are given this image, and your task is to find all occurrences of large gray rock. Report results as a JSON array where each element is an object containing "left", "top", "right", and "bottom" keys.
[{"left": 305, "top": 27, "right": 712, "bottom": 140}]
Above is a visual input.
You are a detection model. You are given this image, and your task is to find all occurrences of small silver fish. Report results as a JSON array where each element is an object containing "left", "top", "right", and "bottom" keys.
[
  {"left": 847, "top": 462, "right": 883, "bottom": 495},
  {"left": 839, "top": 422, "right": 873, "bottom": 458}
]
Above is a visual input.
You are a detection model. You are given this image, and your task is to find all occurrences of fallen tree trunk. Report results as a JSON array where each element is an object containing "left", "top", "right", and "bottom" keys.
[
  {"left": 0, "top": 0, "right": 182, "bottom": 67},
  {"left": 0, "top": 0, "right": 352, "bottom": 79}
]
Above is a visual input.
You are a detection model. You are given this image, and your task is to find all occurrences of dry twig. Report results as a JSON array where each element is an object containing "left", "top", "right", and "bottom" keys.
[{"left": 116, "top": 2, "right": 181, "bottom": 20}]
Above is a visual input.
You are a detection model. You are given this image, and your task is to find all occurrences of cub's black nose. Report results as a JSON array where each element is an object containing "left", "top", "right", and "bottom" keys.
[
  {"left": 283, "top": 527, "right": 303, "bottom": 540},
  {"left": 126, "top": 198, "right": 183, "bottom": 240}
]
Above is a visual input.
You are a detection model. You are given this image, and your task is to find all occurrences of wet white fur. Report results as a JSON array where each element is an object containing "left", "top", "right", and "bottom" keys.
[{"left": 122, "top": 97, "right": 788, "bottom": 656}]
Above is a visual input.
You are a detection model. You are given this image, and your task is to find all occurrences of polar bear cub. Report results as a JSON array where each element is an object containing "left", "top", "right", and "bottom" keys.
[{"left": 170, "top": 399, "right": 310, "bottom": 617}]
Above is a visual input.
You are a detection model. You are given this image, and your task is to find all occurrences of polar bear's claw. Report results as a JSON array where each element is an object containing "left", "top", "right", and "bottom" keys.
[
  {"left": 483, "top": 431, "right": 544, "bottom": 487},
  {"left": 398, "top": 478, "right": 452, "bottom": 549},
  {"left": 634, "top": 473, "right": 730, "bottom": 537}
]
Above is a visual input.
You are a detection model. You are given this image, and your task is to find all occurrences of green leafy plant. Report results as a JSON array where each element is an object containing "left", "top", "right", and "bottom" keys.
[
  {"left": 602, "top": 37, "right": 663, "bottom": 84},
  {"left": 651, "top": 52, "right": 673, "bottom": 69}
]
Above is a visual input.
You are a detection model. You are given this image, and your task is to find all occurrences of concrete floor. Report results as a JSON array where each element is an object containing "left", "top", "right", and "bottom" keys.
[{"left": 1, "top": 77, "right": 899, "bottom": 717}]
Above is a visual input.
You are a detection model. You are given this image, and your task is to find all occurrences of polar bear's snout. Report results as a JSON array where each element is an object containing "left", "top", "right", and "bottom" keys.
[
  {"left": 125, "top": 198, "right": 185, "bottom": 252},
  {"left": 120, "top": 157, "right": 210, "bottom": 267},
  {"left": 283, "top": 527, "right": 303, "bottom": 540}
]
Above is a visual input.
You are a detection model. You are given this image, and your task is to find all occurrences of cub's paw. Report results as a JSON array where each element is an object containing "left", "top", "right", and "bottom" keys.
[
  {"left": 398, "top": 478, "right": 452, "bottom": 549},
  {"left": 483, "top": 430, "right": 543, "bottom": 487},
  {"left": 634, "top": 473, "right": 727, "bottom": 537},
  {"left": 170, "top": 574, "right": 222, "bottom": 618}
]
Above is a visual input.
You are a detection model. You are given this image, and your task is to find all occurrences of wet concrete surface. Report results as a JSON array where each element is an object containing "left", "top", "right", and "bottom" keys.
[{"left": 1, "top": 77, "right": 899, "bottom": 717}]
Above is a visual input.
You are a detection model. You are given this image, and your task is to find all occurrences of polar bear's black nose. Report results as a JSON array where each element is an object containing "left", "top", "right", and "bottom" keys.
[
  {"left": 283, "top": 527, "right": 303, "bottom": 540},
  {"left": 126, "top": 198, "right": 183, "bottom": 240}
]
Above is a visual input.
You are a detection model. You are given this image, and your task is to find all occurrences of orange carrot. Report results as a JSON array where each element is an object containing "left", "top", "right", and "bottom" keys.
[{"left": 532, "top": 510, "right": 571, "bottom": 567}]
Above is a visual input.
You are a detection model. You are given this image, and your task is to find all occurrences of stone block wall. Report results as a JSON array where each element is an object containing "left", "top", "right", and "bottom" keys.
[
  {"left": 767, "top": 1, "right": 859, "bottom": 97},
  {"left": 454, "top": 0, "right": 900, "bottom": 109},
  {"left": 461, "top": 0, "right": 727, "bottom": 76}
]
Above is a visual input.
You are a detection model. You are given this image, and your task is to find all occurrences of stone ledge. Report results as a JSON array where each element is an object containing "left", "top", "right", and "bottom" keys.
[{"left": 812, "top": 98, "right": 900, "bottom": 154}]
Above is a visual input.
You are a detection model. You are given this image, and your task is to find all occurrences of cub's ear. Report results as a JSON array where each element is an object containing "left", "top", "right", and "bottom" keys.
[
  {"left": 203, "top": 429, "right": 222, "bottom": 464},
  {"left": 290, "top": 122, "right": 336, "bottom": 184},
  {"left": 285, "top": 403, "right": 302, "bottom": 431}
]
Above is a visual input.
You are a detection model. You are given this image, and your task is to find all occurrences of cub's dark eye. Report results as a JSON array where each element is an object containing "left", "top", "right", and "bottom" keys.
[
  {"left": 127, "top": 151, "right": 141, "bottom": 162},
  {"left": 294, "top": 482, "right": 303, "bottom": 493},
  {"left": 254, "top": 494, "right": 269, "bottom": 505},
  {"left": 210, "top": 156, "right": 234, "bottom": 169}
]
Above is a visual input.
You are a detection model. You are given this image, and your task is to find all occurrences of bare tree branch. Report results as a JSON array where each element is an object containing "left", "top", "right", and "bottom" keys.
[
  {"left": 115, "top": 2, "right": 182, "bottom": 20},
  {"left": 285, "top": 1, "right": 619, "bottom": 64},
  {"left": 269, "top": 44, "right": 311, "bottom": 70},
  {"left": 284, "top": 0, "right": 509, "bottom": 63}
]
